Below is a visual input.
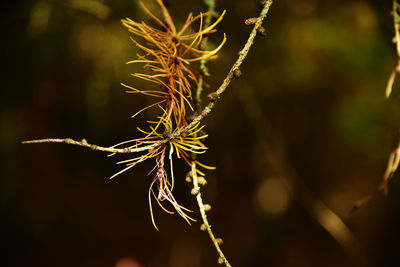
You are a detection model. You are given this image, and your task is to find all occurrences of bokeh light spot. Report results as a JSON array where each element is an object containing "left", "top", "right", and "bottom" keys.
[
  {"left": 115, "top": 257, "right": 143, "bottom": 267},
  {"left": 255, "top": 177, "right": 291, "bottom": 216}
]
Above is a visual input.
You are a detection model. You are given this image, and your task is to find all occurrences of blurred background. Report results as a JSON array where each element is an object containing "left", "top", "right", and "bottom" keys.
[{"left": 2, "top": 0, "right": 400, "bottom": 266}]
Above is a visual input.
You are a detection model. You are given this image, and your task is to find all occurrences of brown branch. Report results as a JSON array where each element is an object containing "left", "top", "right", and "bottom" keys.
[{"left": 22, "top": 138, "right": 165, "bottom": 154}]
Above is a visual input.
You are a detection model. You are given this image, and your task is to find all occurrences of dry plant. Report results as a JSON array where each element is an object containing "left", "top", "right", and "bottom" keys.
[{"left": 23, "top": 0, "right": 274, "bottom": 265}]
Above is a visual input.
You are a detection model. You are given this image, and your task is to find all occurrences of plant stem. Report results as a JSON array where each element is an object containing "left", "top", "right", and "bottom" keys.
[
  {"left": 191, "top": 162, "right": 231, "bottom": 267},
  {"left": 172, "top": 0, "right": 273, "bottom": 139},
  {"left": 22, "top": 138, "right": 163, "bottom": 154}
]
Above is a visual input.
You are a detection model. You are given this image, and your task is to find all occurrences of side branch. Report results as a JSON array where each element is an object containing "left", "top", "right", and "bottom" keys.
[
  {"left": 171, "top": 0, "right": 273, "bottom": 140},
  {"left": 22, "top": 138, "right": 164, "bottom": 154}
]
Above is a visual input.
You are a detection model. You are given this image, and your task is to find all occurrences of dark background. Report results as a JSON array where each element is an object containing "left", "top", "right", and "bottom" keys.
[{"left": 2, "top": 0, "right": 400, "bottom": 266}]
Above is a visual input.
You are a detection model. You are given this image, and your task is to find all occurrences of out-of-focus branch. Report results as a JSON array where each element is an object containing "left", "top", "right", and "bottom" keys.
[
  {"left": 386, "top": 0, "right": 400, "bottom": 98},
  {"left": 382, "top": 1, "right": 400, "bottom": 189},
  {"left": 235, "top": 84, "right": 367, "bottom": 265},
  {"left": 195, "top": 0, "right": 217, "bottom": 110},
  {"left": 380, "top": 137, "right": 400, "bottom": 194},
  {"left": 352, "top": 0, "right": 400, "bottom": 212}
]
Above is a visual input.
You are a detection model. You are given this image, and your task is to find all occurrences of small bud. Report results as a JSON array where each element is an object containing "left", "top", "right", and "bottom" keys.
[
  {"left": 245, "top": 17, "right": 257, "bottom": 26},
  {"left": 198, "top": 176, "right": 208, "bottom": 186},
  {"left": 216, "top": 238, "right": 223, "bottom": 245},
  {"left": 191, "top": 188, "right": 199, "bottom": 195},
  {"left": 257, "top": 26, "right": 267, "bottom": 36},
  {"left": 200, "top": 65, "right": 210, "bottom": 76},
  {"left": 233, "top": 69, "right": 242, "bottom": 79},
  {"left": 208, "top": 92, "right": 217, "bottom": 102},
  {"left": 185, "top": 175, "right": 192, "bottom": 182},
  {"left": 260, "top": 0, "right": 267, "bottom": 7},
  {"left": 218, "top": 257, "right": 224, "bottom": 265},
  {"left": 203, "top": 204, "right": 212, "bottom": 211},
  {"left": 200, "top": 224, "right": 207, "bottom": 231}
]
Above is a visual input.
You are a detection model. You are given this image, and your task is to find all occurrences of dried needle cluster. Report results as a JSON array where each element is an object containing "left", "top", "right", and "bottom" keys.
[
  {"left": 114, "top": 0, "right": 226, "bottom": 229},
  {"left": 24, "top": 0, "right": 275, "bottom": 265}
]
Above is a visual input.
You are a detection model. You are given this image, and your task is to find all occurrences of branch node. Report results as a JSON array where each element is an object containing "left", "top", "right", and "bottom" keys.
[
  {"left": 185, "top": 173, "right": 192, "bottom": 182},
  {"left": 257, "top": 26, "right": 267, "bottom": 36},
  {"left": 191, "top": 188, "right": 199, "bottom": 195},
  {"left": 203, "top": 204, "right": 212, "bottom": 211},
  {"left": 245, "top": 17, "right": 257, "bottom": 25},
  {"left": 208, "top": 92, "right": 218, "bottom": 102},
  {"left": 198, "top": 176, "right": 208, "bottom": 185},
  {"left": 233, "top": 69, "right": 242, "bottom": 79}
]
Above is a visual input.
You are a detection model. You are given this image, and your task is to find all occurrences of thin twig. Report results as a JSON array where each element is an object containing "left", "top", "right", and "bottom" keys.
[
  {"left": 190, "top": 1, "right": 233, "bottom": 264},
  {"left": 380, "top": 137, "right": 400, "bottom": 194},
  {"left": 171, "top": 0, "right": 273, "bottom": 139},
  {"left": 22, "top": 138, "right": 165, "bottom": 154},
  {"left": 191, "top": 162, "right": 231, "bottom": 267},
  {"left": 23, "top": 0, "right": 274, "bottom": 157}
]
